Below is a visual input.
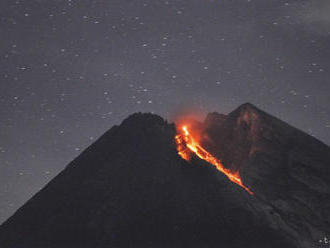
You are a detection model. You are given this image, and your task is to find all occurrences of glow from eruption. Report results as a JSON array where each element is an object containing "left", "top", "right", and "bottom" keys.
[{"left": 175, "top": 125, "right": 254, "bottom": 195}]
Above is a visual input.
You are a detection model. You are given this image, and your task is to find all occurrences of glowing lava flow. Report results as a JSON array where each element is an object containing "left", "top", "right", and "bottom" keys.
[{"left": 175, "top": 125, "right": 254, "bottom": 195}]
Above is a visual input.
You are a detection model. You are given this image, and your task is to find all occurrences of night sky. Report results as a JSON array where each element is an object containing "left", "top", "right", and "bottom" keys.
[{"left": 1, "top": 0, "right": 330, "bottom": 224}]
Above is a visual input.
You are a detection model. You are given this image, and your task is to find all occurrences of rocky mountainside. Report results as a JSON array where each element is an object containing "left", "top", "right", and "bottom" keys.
[
  {"left": 201, "top": 103, "right": 330, "bottom": 246},
  {"left": 0, "top": 103, "right": 329, "bottom": 248}
]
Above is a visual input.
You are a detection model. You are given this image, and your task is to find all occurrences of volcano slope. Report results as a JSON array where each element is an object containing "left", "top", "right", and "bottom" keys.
[{"left": 0, "top": 103, "right": 329, "bottom": 248}]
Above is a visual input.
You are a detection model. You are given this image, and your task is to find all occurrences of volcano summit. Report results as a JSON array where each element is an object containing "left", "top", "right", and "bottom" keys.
[{"left": 0, "top": 103, "right": 330, "bottom": 248}]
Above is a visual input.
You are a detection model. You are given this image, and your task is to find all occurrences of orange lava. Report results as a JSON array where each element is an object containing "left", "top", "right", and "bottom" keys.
[{"left": 175, "top": 125, "right": 254, "bottom": 195}]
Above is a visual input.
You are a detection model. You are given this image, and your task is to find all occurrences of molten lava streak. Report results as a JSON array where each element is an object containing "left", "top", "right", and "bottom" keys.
[{"left": 175, "top": 125, "right": 254, "bottom": 195}]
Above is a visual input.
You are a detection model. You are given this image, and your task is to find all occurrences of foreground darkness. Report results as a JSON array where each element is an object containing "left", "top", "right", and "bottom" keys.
[{"left": 0, "top": 103, "right": 330, "bottom": 248}]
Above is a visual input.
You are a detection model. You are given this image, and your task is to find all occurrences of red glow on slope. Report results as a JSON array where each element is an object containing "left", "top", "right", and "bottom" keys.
[{"left": 175, "top": 125, "right": 254, "bottom": 195}]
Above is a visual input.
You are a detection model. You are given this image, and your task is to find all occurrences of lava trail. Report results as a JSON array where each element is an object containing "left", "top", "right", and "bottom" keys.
[{"left": 175, "top": 125, "right": 254, "bottom": 195}]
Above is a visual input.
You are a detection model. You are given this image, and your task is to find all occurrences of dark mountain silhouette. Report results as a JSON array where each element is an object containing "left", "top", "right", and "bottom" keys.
[{"left": 0, "top": 103, "right": 329, "bottom": 248}]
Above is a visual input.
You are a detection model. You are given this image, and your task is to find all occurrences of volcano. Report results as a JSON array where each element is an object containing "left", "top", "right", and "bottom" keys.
[{"left": 1, "top": 103, "right": 330, "bottom": 248}]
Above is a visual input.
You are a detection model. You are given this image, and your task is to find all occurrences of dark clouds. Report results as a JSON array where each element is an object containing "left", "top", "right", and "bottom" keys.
[
  {"left": 0, "top": 0, "right": 329, "bottom": 223},
  {"left": 290, "top": 0, "right": 330, "bottom": 35}
]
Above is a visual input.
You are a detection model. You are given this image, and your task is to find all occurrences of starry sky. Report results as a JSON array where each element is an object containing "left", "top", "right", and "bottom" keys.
[{"left": 1, "top": 0, "right": 330, "bottom": 224}]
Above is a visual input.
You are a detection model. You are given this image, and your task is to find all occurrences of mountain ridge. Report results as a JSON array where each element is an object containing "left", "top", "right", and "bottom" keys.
[{"left": 1, "top": 103, "right": 330, "bottom": 248}]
